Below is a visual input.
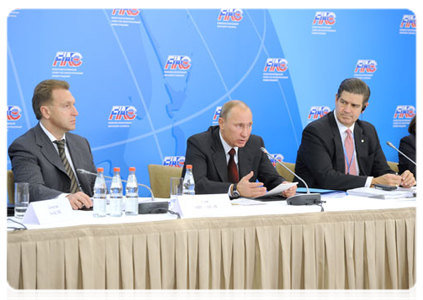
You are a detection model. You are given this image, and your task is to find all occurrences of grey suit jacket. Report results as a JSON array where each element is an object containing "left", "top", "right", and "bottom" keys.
[
  {"left": 183, "top": 126, "right": 284, "bottom": 194},
  {"left": 295, "top": 111, "right": 393, "bottom": 190},
  {"left": 8, "top": 123, "right": 97, "bottom": 201}
]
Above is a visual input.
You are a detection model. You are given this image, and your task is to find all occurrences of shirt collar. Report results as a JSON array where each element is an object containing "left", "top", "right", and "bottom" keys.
[
  {"left": 334, "top": 111, "right": 355, "bottom": 136},
  {"left": 39, "top": 121, "right": 66, "bottom": 142},
  {"left": 219, "top": 130, "right": 238, "bottom": 155}
]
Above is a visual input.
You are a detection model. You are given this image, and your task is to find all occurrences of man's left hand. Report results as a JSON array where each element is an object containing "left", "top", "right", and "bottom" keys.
[{"left": 280, "top": 181, "right": 297, "bottom": 198}]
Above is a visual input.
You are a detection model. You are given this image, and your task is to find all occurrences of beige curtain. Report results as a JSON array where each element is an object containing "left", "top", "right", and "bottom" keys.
[{"left": 8, "top": 207, "right": 415, "bottom": 289}]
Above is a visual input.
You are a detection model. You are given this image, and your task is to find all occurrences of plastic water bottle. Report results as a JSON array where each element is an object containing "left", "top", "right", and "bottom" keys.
[
  {"left": 93, "top": 167, "right": 107, "bottom": 217},
  {"left": 182, "top": 164, "right": 195, "bottom": 195},
  {"left": 109, "top": 167, "right": 123, "bottom": 217},
  {"left": 125, "top": 167, "right": 139, "bottom": 216}
]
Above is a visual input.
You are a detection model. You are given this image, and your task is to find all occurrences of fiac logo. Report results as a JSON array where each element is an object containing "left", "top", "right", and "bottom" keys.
[
  {"left": 263, "top": 58, "right": 288, "bottom": 72},
  {"left": 354, "top": 60, "right": 377, "bottom": 73},
  {"left": 165, "top": 55, "right": 191, "bottom": 70},
  {"left": 308, "top": 106, "right": 330, "bottom": 120},
  {"left": 213, "top": 106, "right": 222, "bottom": 121},
  {"left": 394, "top": 105, "right": 415, "bottom": 119},
  {"left": 111, "top": 9, "right": 140, "bottom": 16},
  {"left": 109, "top": 106, "right": 137, "bottom": 120},
  {"left": 269, "top": 154, "right": 284, "bottom": 167},
  {"left": 163, "top": 156, "right": 185, "bottom": 168},
  {"left": 7, "top": 105, "right": 22, "bottom": 121},
  {"left": 400, "top": 15, "right": 416, "bottom": 28},
  {"left": 52, "top": 52, "right": 83, "bottom": 67},
  {"left": 217, "top": 9, "right": 243, "bottom": 22},
  {"left": 313, "top": 12, "right": 336, "bottom": 25}
]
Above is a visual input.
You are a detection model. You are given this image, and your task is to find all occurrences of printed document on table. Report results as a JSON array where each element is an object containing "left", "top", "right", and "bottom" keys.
[
  {"left": 253, "top": 182, "right": 298, "bottom": 199},
  {"left": 346, "top": 187, "right": 415, "bottom": 199}
]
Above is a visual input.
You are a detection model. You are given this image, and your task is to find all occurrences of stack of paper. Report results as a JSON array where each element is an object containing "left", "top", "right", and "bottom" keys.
[{"left": 346, "top": 187, "right": 415, "bottom": 199}]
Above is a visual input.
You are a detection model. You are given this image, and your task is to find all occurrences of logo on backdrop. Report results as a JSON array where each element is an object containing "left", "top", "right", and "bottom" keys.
[
  {"left": 399, "top": 14, "right": 416, "bottom": 35},
  {"left": 7, "top": 105, "right": 23, "bottom": 129},
  {"left": 263, "top": 58, "right": 289, "bottom": 82},
  {"left": 212, "top": 106, "right": 222, "bottom": 124},
  {"left": 307, "top": 106, "right": 330, "bottom": 122},
  {"left": 217, "top": 9, "right": 243, "bottom": 29},
  {"left": 312, "top": 11, "right": 337, "bottom": 35},
  {"left": 164, "top": 55, "right": 191, "bottom": 78},
  {"left": 269, "top": 154, "right": 284, "bottom": 167},
  {"left": 163, "top": 156, "right": 185, "bottom": 167},
  {"left": 393, "top": 105, "right": 415, "bottom": 128},
  {"left": 5, "top": 8, "right": 22, "bottom": 18},
  {"left": 52, "top": 52, "right": 84, "bottom": 78},
  {"left": 110, "top": 9, "right": 141, "bottom": 27},
  {"left": 354, "top": 59, "right": 377, "bottom": 80},
  {"left": 108, "top": 106, "right": 137, "bottom": 128}
]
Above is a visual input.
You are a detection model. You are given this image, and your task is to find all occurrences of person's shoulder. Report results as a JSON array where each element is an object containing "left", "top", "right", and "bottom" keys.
[
  {"left": 9, "top": 125, "right": 38, "bottom": 147},
  {"left": 188, "top": 126, "right": 218, "bottom": 141},
  {"left": 304, "top": 111, "right": 332, "bottom": 132}
]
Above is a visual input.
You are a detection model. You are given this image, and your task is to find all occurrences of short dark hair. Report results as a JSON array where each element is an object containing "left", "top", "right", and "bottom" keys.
[
  {"left": 32, "top": 79, "right": 70, "bottom": 120},
  {"left": 219, "top": 100, "right": 250, "bottom": 120},
  {"left": 337, "top": 78, "right": 371, "bottom": 107},
  {"left": 408, "top": 115, "right": 416, "bottom": 135}
]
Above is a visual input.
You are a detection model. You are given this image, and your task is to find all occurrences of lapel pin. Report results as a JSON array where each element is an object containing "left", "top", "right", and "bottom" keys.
[{"left": 361, "top": 139, "right": 364, "bottom": 143}]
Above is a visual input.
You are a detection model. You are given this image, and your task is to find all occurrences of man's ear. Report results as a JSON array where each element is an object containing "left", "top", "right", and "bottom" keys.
[
  {"left": 361, "top": 102, "right": 369, "bottom": 113},
  {"left": 39, "top": 105, "right": 50, "bottom": 119}
]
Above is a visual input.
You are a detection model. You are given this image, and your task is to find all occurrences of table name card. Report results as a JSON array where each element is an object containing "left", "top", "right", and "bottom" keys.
[
  {"left": 173, "top": 194, "right": 232, "bottom": 219},
  {"left": 22, "top": 198, "right": 74, "bottom": 225}
]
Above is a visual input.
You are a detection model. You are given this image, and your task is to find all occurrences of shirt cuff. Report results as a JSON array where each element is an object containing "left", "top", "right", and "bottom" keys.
[{"left": 365, "top": 177, "right": 373, "bottom": 188}]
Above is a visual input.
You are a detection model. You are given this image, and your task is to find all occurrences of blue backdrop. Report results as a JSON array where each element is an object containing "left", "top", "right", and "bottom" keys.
[{"left": 7, "top": 9, "right": 416, "bottom": 196}]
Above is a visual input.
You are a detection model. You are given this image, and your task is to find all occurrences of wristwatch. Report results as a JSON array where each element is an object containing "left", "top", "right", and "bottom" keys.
[{"left": 232, "top": 183, "right": 240, "bottom": 198}]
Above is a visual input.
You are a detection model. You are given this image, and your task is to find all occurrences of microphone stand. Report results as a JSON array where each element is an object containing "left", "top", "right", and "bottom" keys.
[
  {"left": 260, "top": 147, "right": 325, "bottom": 211},
  {"left": 386, "top": 141, "right": 416, "bottom": 166}
]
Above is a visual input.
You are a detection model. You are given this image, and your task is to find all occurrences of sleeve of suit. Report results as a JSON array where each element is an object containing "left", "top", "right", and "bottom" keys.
[{"left": 8, "top": 139, "right": 64, "bottom": 201}]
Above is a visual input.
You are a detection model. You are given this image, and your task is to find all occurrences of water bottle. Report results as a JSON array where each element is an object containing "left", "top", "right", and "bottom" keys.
[
  {"left": 182, "top": 164, "right": 195, "bottom": 195},
  {"left": 93, "top": 167, "right": 107, "bottom": 217},
  {"left": 109, "top": 167, "right": 123, "bottom": 217},
  {"left": 125, "top": 167, "right": 139, "bottom": 216}
]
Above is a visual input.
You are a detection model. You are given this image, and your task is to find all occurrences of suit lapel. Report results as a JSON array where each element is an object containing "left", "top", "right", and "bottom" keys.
[
  {"left": 212, "top": 128, "right": 228, "bottom": 182},
  {"left": 34, "top": 124, "right": 67, "bottom": 174},
  {"left": 353, "top": 122, "right": 366, "bottom": 175},
  {"left": 329, "top": 112, "right": 346, "bottom": 173},
  {"left": 238, "top": 147, "right": 253, "bottom": 178}
]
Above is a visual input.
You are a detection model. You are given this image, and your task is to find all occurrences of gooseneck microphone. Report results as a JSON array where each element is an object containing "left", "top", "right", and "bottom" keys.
[
  {"left": 260, "top": 147, "right": 324, "bottom": 209},
  {"left": 77, "top": 169, "right": 155, "bottom": 201},
  {"left": 386, "top": 141, "right": 416, "bottom": 166}
]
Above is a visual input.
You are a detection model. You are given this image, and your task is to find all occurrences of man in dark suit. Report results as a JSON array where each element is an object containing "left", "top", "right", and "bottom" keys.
[
  {"left": 183, "top": 100, "right": 297, "bottom": 198},
  {"left": 8, "top": 80, "right": 96, "bottom": 209},
  {"left": 295, "top": 78, "right": 415, "bottom": 191}
]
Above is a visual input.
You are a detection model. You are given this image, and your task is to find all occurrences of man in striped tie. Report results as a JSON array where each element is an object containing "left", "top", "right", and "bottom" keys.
[
  {"left": 9, "top": 80, "right": 97, "bottom": 210},
  {"left": 295, "top": 78, "right": 416, "bottom": 191}
]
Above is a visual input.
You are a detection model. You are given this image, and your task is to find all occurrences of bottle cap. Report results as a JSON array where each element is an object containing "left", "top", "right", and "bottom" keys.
[
  {"left": 113, "top": 167, "right": 120, "bottom": 172},
  {"left": 129, "top": 167, "right": 136, "bottom": 172},
  {"left": 97, "top": 167, "right": 104, "bottom": 172},
  {"left": 186, "top": 164, "right": 192, "bottom": 169}
]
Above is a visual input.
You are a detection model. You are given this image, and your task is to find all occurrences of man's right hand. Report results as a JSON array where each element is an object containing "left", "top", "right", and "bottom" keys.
[
  {"left": 67, "top": 192, "right": 93, "bottom": 210},
  {"left": 371, "top": 173, "right": 402, "bottom": 187},
  {"left": 236, "top": 171, "right": 267, "bottom": 198}
]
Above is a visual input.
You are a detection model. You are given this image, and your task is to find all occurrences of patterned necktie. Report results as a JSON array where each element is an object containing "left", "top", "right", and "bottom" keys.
[
  {"left": 228, "top": 148, "right": 239, "bottom": 183},
  {"left": 54, "top": 140, "right": 79, "bottom": 193},
  {"left": 344, "top": 129, "right": 358, "bottom": 175}
]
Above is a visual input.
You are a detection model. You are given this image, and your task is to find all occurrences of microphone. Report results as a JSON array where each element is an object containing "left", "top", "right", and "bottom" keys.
[
  {"left": 77, "top": 168, "right": 155, "bottom": 200},
  {"left": 386, "top": 141, "right": 416, "bottom": 166},
  {"left": 260, "top": 147, "right": 323, "bottom": 207}
]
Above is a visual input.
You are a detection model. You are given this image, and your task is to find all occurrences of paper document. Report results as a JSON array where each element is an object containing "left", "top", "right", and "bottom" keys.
[
  {"left": 253, "top": 182, "right": 298, "bottom": 199},
  {"left": 346, "top": 187, "right": 415, "bottom": 199}
]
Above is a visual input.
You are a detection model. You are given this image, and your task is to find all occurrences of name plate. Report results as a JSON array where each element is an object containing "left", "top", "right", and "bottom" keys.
[
  {"left": 173, "top": 194, "right": 232, "bottom": 219},
  {"left": 22, "top": 198, "right": 74, "bottom": 225}
]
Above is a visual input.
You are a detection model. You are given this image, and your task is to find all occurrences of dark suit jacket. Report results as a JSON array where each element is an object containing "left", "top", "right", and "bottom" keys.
[
  {"left": 398, "top": 134, "right": 416, "bottom": 178},
  {"left": 8, "top": 123, "right": 97, "bottom": 201},
  {"left": 183, "top": 125, "right": 284, "bottom": 194},
  {"left": 295, "top": 111, "right": 393, "bottom": 191}
]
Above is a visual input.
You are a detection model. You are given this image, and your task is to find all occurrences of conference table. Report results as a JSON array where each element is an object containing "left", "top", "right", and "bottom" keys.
[{"left": 7, "top": 192, "right": 416, "bottom": 290}]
